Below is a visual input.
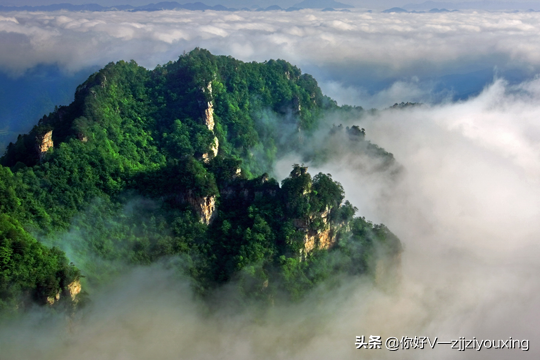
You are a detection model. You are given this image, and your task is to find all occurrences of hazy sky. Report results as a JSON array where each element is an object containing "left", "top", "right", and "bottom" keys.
[{"left": 1, "top": 0, "right": 538, "bottom": 10}]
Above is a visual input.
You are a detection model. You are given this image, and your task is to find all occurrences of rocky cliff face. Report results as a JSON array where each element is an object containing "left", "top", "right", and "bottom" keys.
[
  {"left": 66, "top": 279, "right": 82, "bottom": 302},
  {"left": 169, "top": 188, "right": 218, "bottom": 225},
  {"left": 46, "top": 291, "right": 61, "bottom": 305},
  {"left": 284, "top": 166, "right": 340, "bottom": 256},
  {"left": 203, "top": 90, "right": 215, "bottom": 131},
  {"left": 45, "top": 279, "right": 82, "bottom": 305},
  {"left": 295, "top": 208, "right": 337, "bottom": 256},
  {"left": 202, "top": 82, "right": 219, "bottom": 163},
  {"left": 188, "top": 195, "right": 217, "bottom": 225},
  {"left": 36, "top": 130, "right": 53, "bottom": 161},
  {"left": 303, "top": 227, "right": 334, "bottom": 254},
  {"left": 202, "top": 136, "right": 219, "bottom": 163}
]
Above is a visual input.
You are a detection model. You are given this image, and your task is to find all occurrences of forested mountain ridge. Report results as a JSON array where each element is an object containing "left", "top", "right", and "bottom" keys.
[{"left": 0, "top": 48, "right": 401, "bottom": 313}]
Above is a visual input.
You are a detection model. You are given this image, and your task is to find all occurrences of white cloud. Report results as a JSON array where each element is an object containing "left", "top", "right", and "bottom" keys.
[
  {"left": 1, "top": 10, "right": 540, "bottom": 80},
  {"left": 3, "top": 9, "right": 539, "bottom": 108},
  {"left": 300, "top": 78, "right": 540, "bottom": 358}
]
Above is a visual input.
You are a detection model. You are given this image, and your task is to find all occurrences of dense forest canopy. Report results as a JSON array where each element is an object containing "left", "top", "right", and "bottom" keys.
[{"left": 0, "top": 48, "right": 401, "bottom": 314}]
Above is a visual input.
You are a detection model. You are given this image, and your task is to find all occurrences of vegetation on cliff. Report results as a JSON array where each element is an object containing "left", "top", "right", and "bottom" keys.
[{"left": 0, "top": 48, "right": 401, "bottom": 313}]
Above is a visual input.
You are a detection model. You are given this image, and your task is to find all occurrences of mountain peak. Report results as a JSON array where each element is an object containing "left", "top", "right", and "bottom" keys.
[{"left": 293, "top": 0, "right": 354, "bottom": 9}]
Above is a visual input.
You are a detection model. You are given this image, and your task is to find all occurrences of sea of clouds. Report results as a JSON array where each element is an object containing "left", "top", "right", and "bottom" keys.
[
  {"left": 1, "top": 9, "right": 540, "bottom": 359},
  {"left": 2, "top": 9, "right": 540, "bottom": 104}
]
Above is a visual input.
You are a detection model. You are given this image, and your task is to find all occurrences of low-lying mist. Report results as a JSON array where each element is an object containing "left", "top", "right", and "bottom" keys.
[
  {"left": 1, "top": 75, "right": 539, "bottom": 359},
  {"left": 281, "top": 76, "right": 540, "bottom": 358}
]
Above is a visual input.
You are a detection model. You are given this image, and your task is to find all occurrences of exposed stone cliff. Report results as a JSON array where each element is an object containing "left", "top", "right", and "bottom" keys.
[
  {"left": 66, "top": 279, "right": 82, "bottom": 302},
  {"left": 36, "top": 130, "right": 53, "bottom": 161},
  {"left": 188, "top": 195, "right": 217, "bottom": 225},
  {"left": 202, "top": 136, "right": 219, "bottom": 163},
  {"left": 295, "top": 207, "right": 338, "bottom": 256},
  {"left": 203, "top": 96, "right": 215, "bottom": 131},
  {"left": 201, "top": 82, "right": 219, "bottom": 163},
  {"left": 45, "top": 279, "right": 82, "bottom": 305}
]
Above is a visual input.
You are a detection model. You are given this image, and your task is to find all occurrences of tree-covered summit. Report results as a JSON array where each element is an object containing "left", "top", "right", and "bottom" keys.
[
  {"left": 3, "top": 48, "right": 333, "bottom": 174},
  {"left": 0, "top": 49, "right": 401, "bottom": 313}
]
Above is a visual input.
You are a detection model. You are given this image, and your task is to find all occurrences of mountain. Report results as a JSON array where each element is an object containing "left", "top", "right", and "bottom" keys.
[
  {"left": 133, "top": 2, "right": 188, "bottom": 11},
  {"left": 382, "top": 7, "right": 410, "bottom": 13},
  {"left": 0, "top": 3, "right": 110, "bottom": 12},
  {"left": 403, "top": 1, "right": 540, "bottom": 11},
  {"left": 0, "top": 2, "right": 218, "bottom": 12},
  {"left": 133, "top": 2, "right": 220, "bottom": 11},
  {"left": 428, "top": 8, "right": 454, "bottom": 12},
  {"left": 0, "top": 2, "right": 363, "bottom": 13},
  {"left": 0, "top": 2, "right": 293, "bottom": 12},
  {"left": 293, "top": 0, "right": 354, "bottom": 9},
  {"left": 0, "top": 49, "right": 401, "bottom": 313},
  {"left": 259, "top": 5, "right": 283, "bottom": 11},
  {"left": 381, "top": 7, "right": 457, "bottom": 13}
]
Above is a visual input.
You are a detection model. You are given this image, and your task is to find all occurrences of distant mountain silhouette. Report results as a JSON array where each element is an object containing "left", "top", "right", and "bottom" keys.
[
  {"left": 257, "top": 5, "right": 283, "bottom": 11},
  {"left": 0, "top": 2, "right": 316, "bottom": 12},
  {"left": 382, "top": 7, "right": 409, "bottom": 13},
  {"left": 293, "top": 0, "right": 354, "bottom": 9},
  {"left": 1, "top": 0, "right": 536, "bottom": 13},
  {"left": 403, "top": 1, "right": 539, "bottom": 11},
  {"left": 132, "top": 2, "right": 219, "bottom": 11},
  {"left": 0, "top": 3, "right": 110, "bottom": 11},
  {"left": 382, "top": 6, "right": 458, "bottom": 13},
  {"left": 0, "top": 2, "right": 224, "bottom": 12}
]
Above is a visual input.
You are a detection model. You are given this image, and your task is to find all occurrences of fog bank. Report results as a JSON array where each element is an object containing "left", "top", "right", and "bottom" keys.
[
  {"left": 1, "top": 10, "right": 540, "bottom": 99},
  {"left": 300, "top": 77, "right": 540, "bottom": 358}
]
